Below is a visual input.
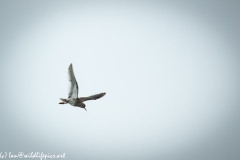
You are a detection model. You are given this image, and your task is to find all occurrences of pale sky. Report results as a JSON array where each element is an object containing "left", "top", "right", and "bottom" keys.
[{"left": 0, "top": 1, "right": 240, "bottom": 160}]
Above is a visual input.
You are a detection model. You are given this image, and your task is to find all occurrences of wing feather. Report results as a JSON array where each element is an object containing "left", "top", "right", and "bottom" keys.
[
  {"left": 68, "top": 64, "right": 78, "bottom": 99},
  {"left": 79, "top": 92, "right": 106, "bottom": 102}
]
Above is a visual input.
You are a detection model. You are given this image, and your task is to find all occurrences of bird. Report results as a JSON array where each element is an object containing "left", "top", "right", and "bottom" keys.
[{"left": 59, "top": 63, "right": 106, "bottom": 111}]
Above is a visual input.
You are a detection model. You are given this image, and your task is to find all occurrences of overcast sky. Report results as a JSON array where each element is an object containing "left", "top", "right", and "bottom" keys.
[{"left": 0, "top": 0, "right": 240, "bottom": 160}]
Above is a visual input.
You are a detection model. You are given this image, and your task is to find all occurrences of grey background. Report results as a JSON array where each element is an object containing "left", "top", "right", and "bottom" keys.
[{"left": 0, "top": 0, "right": 240, "bottom": 160}]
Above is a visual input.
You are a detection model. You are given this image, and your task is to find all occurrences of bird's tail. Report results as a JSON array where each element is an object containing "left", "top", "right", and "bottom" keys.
[{"left": 60, "top": 98, "right": 68, "bottom": 102}]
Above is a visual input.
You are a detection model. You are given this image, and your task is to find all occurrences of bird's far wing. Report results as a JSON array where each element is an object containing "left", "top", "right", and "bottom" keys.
[
  {"left": 68, "top": 63, "right": 78, "bottom": 99},
  {"left": 79, "top": 92, "right": 106, "bottom": 102}
]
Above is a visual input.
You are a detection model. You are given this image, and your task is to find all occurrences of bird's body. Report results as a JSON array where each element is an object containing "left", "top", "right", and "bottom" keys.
[{"left": 59, "top": 64, "right": 106, "bottom": 111}]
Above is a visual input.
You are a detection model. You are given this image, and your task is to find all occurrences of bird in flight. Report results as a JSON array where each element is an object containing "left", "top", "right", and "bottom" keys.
[{"left": 59, "top": 63, "right": 106, "bottom": 111}]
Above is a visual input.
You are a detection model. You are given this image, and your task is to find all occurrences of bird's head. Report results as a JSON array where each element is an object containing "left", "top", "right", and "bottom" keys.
[{"left": 80, "top": 103, "right": 86, "bottom": 111}]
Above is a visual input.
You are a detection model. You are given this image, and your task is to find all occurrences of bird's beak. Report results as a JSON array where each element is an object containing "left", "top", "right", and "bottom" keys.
[{"left": 84, "top": 108, "right": 87, "bottom": 111}]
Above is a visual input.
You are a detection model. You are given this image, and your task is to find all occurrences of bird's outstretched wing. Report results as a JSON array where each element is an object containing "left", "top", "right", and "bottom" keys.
[
  {"left": 68, "top": 63, "right": 78, "bottom": 99},
  {"left": 79, "top": 92, "right": 106, "bottom": 102}
]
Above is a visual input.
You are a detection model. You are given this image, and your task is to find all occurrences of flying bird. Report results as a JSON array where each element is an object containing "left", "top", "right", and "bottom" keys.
[{"left": 59, "top": 63, "right": 106, "bottom": 111}]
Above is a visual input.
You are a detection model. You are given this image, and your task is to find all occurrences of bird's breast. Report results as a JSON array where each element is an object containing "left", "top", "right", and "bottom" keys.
[{"left": 68, "top": 99, "right": 78, "bottom": 106}]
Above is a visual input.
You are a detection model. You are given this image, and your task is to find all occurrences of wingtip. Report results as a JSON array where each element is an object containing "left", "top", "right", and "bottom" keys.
[{"left": 69, "top": 63, "right": 73, "bottom": 69}]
